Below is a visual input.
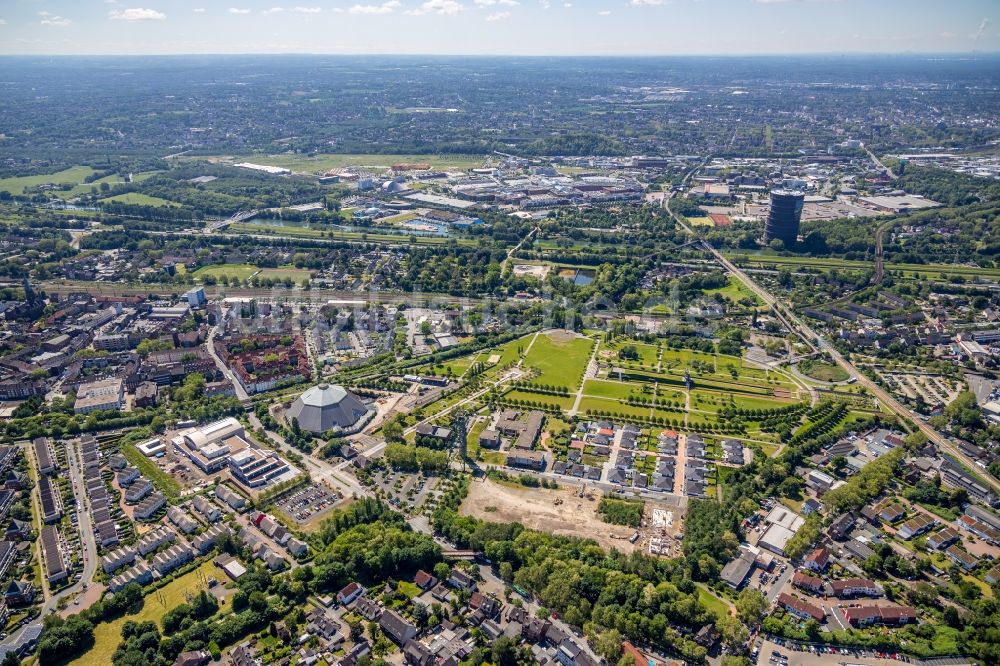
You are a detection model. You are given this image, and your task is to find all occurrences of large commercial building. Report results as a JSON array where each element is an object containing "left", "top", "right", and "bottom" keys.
[
  {"left": 763, "top": 189, "right": 805, "bottom": 246},
  {"left": 173, "top": 417, "right": 298, "bottom": 492}
]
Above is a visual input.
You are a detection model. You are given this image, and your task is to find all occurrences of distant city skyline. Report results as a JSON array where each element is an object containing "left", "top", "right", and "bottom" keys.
[{"left": 0, "top": 0, "right": 998, "bottom": 56}]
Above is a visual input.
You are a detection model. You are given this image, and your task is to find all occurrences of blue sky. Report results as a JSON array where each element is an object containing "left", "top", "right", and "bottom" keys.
[{"left": 1, "top": 0, "right": 998, "bottom": 56}]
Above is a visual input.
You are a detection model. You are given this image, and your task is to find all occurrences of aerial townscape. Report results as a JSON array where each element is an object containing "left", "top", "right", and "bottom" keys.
[{"left": 0, "top": 4, "right": 998, "bottom": 666}]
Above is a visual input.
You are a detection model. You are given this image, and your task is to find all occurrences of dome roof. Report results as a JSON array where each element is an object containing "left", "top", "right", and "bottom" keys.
[
  {"left": 287, "top": 384, "right": 371, "bottom": 434},
  {"left": 299, "top": 383, "right": 348, "bottom": 407}
]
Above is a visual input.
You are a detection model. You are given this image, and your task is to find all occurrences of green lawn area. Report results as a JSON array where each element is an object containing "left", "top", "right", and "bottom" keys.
[
  {"left": 582, "top": 379, "right": 642, "bottom": 401},
  {"left": 696, "top": 583, "right": 732, "bottom": 619},
  {"left": 258, "top": 266, "right": 313, "bottom": 282},
  {"left": 100, "top": 192, "right": 180, "bottom": 207},
  {"left": 0, "top": 166, "right": 98, "bottom": 195},
  {"left": 397, "top": 581, "right": 421, "bottom": 598},
  {"left": 523, "top": 332, "right": 594, "bottom": 390},
  {"left": 70, "top": 560, "right": 219, "bottom": 666},
  {"left": 578, "top": 397, "right": 654, "bottom": 420},
  {"left": 798, "top": 360, "right": 850, "bottom": 383},
  {"left": 702, "top": 276, "right": 762, "bottom": 304},
  {"left": 504, "top": 390, "right": 575, "bottom": 410},
  {"left": 688, "top": 216, "right": 714, "bottom": 227},
  {"left": 209, "top": 153, "right": 486, "bottom": 173},
  {"left": 691, "top": 389, "right": 797, "bottom": 413},
  {"left": 190, "top": 263, "right": 259, "bottom": 281},
  {"left": 121, "top": 444, "right": 181, "bottom": 500}
]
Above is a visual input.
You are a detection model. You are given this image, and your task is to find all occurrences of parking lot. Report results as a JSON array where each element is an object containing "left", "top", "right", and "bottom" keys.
[
  {"left": 274, "top": 484, "right": 342, "bottom": 524},
  {"left": 756, "top": 638, "right": 916, "bottom": 666},
  {"left": 372, "top": 469, "right": 442, "bottom": 513}
]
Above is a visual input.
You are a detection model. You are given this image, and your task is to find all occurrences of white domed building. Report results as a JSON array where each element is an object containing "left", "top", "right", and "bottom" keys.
[{"left": 286, "top": 384, "right": 374, "bottom": 435}]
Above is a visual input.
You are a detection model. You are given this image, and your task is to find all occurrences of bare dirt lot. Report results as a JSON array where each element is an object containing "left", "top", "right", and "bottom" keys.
[{"left": 461, "top": 478, "right": 642, "bottom": 552}]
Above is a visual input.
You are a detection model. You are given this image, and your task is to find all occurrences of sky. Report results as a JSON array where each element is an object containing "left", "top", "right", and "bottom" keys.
[{"left": 0, "top": 0, "right": 998, "bottom": 56}]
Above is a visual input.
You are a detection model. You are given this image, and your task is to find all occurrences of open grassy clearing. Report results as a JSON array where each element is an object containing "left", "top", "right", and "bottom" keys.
[
  {"left": 503, "top": 390, "right": 576, "bottom": 409},
  {"left": 70, "top": 559, "right": 220, "bottom": 666},
  {"left": 522, "top": 332, "right": 594, "bottom": 390},
  {"left": 578, "top": 396, "right": 661, "bottom": 420},
  {"left": 690, "top": 389, "right": 797, "bottom": 413},
  {"left": 204, "top": 153, "right": 486, "bottom": 173},
  {"left": 582, "top": 378, "right": 645, "bottom": 401},
  {"left": 0, "top": 166, "right": 98, "bottom": 195},
  {"left": 257, "top": 266, "right": 313, "bottom": 282},
  {"left": 100, "top": 192, "right": 180, "bottom": 207},
  {"left": 696, "top": 583, "right": 733, "bottom": 619},
  {"left": 702, "top": 276, "right": 762, "bottom": 304},
  {"left": 190, "top": 263, "right": 259, "bottom": 281},
  {"left": 798, "top": 360, "right": 850, "bottom": 382}
]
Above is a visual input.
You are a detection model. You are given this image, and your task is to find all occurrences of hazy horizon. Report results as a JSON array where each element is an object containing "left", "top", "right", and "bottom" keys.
[{"left": 1, "top": 0, "right": 998, "bottom": 57}]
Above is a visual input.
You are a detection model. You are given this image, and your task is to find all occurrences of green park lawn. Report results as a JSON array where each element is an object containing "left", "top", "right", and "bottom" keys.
[
  {"left": 257, "top": 266, "right": 313, "bottom": 282},
  {"left": 523, "top": 332, "right": 594, "bottom": 390},
  {"left": 582, "top": 379, "right": 642, "bottom": 401},
  {"left": 190, "top": 263, "right": 260, "bottom": 281}
]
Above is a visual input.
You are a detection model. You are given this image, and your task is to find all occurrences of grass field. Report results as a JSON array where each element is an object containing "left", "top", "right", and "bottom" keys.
[
  {"left": 504, "top": 390, "right": 576, "bottom": 409},
  {"left": 258, "top": 266, "right": 312, "bottom": 282},
  {"left": 582, "top": 379, "right": 644, "bottom": 401},
  {"left": 523, "top": 332, "right": 594, "bottom": 390},
  {"left": 70, "top": 560, "right": 219, "bottom": 666},
  {"left": 798, "top": 360, "right": 850, "bottom": 383},
  {"left": 578, "top": 397, "right": 656, "bottom": 419},
  {"left": 100, "top": 192, "right": 179, "bottom": 207},
  {"left": 121, "top": 444, "right": 181, "bottom": 500},
  {"left": 702, "top": 276, "right": 762, "bottom": 304},
  {"left": 696, "top": 583, "right": 733, "bottom": 618},
  {"left": 687, "top": 216, "right": 714, "bottom": 227},
  {"left": 206, "top": 153, "right": 486, "bottom": 173},
  {"left": 0, "top": 166, "right": 97, "bottom": 195},
  {"left": 691, "top": 389, "right": 796, "bottom": 413},
  {"left": 190, "top": 263, "right": 259, "bottom": 281}
]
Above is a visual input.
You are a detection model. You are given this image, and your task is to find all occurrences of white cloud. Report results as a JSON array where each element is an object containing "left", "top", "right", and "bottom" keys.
[
  {"left": 630, "top": 0, "right": 664, "bottom": 5},
  {"left": 348, "top": 1, "right": 400, "bottom": 14},
  {"left": 263, "top": 6, "right": 285, "bottom": 13},
  {"left": 597, "top": 9, "right": 611, "bottom": 14},
  {"left": 474, "top": 0, "right": 518, "bottom": 5},
  {"left": 39, "top": 12, "right": 72, "bottom": 27},
  {"left": 228, "top": 7, "right": 252, "bottom": 14},
  {"left": 539, "top": 0, "right": 550, "bottom": 8},
  {"left": 193, "top": 8, "right": 206, "bottom": 12},
  {"left": 0, "top": 19, "right": 6, "bottom": 25},
  {"left": 407, "top": 0, "right": 465, "bottom": 15},
  {"left": 109, "top": 8, "right": 166, "bottom": 21},
  {"left": 485, "top": 10, "right": 510, "bottom": 20},
  {"left": 292, "top": 6, "right": 323, "bottom": 12}
]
